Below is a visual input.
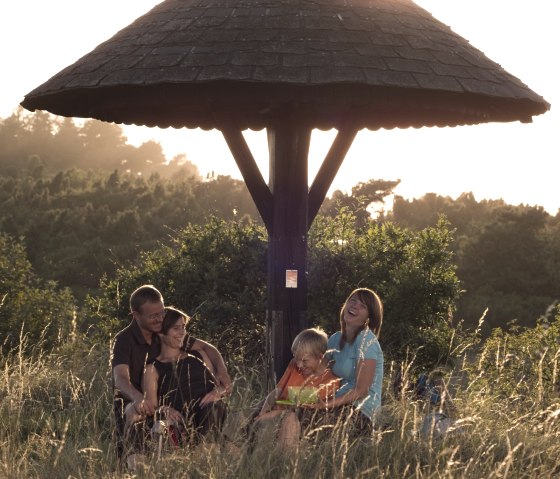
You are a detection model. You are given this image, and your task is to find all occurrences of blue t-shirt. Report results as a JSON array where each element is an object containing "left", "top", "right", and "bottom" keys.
[{"left": 327, "top": 329, "right": 383, "bottom": 420}]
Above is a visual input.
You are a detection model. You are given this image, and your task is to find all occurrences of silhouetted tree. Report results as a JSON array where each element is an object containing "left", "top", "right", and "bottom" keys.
[{"left": 320, "top": 179, "right": 400, "bottom": 227}]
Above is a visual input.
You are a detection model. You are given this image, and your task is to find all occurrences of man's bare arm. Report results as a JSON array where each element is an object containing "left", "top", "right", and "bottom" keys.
[
  {"left": 113, "top": 364, "right": 155, "bottom": 416},
  {"left": 191, "top": 338, "right": 232, "bottom": 393}
]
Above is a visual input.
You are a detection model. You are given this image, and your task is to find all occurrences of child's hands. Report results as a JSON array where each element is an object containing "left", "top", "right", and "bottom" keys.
[{"left": 304, "top": 397, "right": 329, "bottom": 409}]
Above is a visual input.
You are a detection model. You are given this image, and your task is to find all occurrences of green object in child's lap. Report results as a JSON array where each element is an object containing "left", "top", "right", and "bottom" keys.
[{"left": 288, "top": 386, "right": 318, "bottom": 404}]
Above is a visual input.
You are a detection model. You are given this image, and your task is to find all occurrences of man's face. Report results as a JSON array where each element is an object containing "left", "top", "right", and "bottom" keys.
[{"left": 134, "top": 300, "right": 165, "bottom": 334}]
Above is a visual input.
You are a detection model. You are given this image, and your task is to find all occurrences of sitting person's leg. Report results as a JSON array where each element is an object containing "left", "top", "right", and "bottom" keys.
[
  {"left": 277, "top": 411, "right": 301, "bottom": 449},
  {"left": 123, "top": 402, "right": 152, "bottom": 456},
  {"left": 114, "top": 398, "right": 127, "bottom": 459},
  {"left": 192, "top": 400, "right": 227, "bottom": 441},
  {"left": 254, "top": 409, "right": 284, "bottom": 422},
  {"left": 114, "top": 399, "right": 150, "bottom": 470},
  {"left": 329, "top": 405, "right": 373, "bottom": 437}
]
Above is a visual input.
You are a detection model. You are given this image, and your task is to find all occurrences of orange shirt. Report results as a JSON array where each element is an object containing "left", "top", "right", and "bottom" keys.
[{"left": 276, "top": 359, "right": 340, "bottom": 402}]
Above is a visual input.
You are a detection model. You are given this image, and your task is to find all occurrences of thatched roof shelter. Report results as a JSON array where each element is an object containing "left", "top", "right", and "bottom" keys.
[{"left": 21, "top": 0, "right": 549, "bottom": 379}]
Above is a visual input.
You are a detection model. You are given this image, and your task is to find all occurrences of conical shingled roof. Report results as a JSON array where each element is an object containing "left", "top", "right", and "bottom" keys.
[{"left": 21, "top": 0, "right": 549, "bottom": 129}]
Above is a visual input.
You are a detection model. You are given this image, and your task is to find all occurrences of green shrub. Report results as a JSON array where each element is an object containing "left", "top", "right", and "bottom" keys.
[{"left": 0, "top": 233, "right": 76, "bottom": 350}]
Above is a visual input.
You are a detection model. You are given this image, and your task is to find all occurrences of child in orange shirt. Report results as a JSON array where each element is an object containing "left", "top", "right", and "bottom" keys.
[{"left": 254, "top": 327, "right": 340, "bottom": 448}]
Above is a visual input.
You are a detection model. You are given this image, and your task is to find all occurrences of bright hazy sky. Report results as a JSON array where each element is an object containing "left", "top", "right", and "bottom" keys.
[{"left": 1, "top": 1, "right": 557, "bottom": 213}]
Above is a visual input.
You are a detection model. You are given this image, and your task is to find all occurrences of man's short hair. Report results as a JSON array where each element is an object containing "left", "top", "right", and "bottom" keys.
[
  {"left": 129, "top": 285, "right": 163, "bottom": 313},
  {"left": 291, "top": 327, "right": 328, "bottom": 358}
]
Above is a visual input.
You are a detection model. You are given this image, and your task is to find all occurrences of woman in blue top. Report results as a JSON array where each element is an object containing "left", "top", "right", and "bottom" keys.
[{"left": 322, "top": 288, "right": 384, "bottom": 431}]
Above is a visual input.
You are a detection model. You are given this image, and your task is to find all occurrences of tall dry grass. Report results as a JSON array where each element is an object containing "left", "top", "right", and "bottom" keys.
[{"left": 1, "top": 326, "right": 560, "bottom": 479}]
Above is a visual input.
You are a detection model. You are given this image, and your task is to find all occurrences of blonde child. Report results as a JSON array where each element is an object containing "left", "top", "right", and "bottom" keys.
[{"left": 254, "top": 327, "right": 340, "bottom": 448}]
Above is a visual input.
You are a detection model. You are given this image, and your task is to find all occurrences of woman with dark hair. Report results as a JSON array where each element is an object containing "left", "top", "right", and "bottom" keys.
[
  {"left": 311, "top": 288, "right": 384, "bottom": 433},
  {"left": 142, "top": 307, "right": 227, "bottom": 445}
]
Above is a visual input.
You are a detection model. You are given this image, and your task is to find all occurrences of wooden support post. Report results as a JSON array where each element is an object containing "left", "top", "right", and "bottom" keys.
[{"left": 266, "top": 120, "right": 311, "bottom": 382}]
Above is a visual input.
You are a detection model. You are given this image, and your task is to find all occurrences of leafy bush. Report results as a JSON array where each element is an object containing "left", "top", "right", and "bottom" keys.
[{"left": 0, "top": 233, "right": 76, "bottom": 350}]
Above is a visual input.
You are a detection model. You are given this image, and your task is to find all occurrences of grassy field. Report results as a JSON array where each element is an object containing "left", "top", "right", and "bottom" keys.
[{"left": 1, "top": 327, "right": 559, "bottom": 479}]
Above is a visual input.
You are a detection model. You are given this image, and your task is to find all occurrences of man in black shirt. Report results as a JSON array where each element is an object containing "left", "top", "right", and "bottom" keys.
[{"left": 111, "top": 284, "right": 231, "bottom": 460}]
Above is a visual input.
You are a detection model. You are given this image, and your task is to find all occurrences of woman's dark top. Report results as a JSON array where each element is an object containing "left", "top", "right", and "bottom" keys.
[{"left": 153, "top": 350, "right": 215, "bottom": 414}]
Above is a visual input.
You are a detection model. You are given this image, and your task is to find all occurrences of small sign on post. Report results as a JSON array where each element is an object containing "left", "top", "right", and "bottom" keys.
[{"left": 285, "top": 269, "right": 298, "bottom": 288}]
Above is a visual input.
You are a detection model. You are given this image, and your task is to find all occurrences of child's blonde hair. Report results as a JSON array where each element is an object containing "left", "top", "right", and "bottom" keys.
[{"left": 291, "top": 327, "right": 328, "bottom": 358}]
